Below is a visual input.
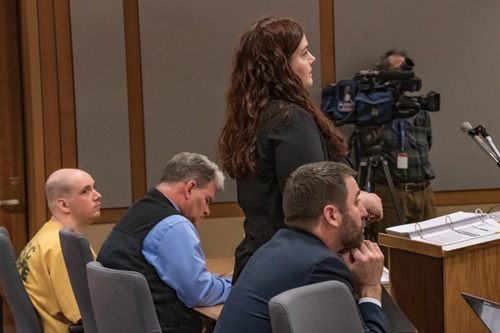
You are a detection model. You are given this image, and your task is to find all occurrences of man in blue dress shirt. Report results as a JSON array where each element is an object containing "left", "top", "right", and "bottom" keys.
[{"left": 98, "top": 152, "right": 231, "bottom": 332}]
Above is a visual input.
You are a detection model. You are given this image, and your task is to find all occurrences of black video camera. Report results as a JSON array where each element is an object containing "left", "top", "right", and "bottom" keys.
[{"left": 321, "top": 60, "right": 440, "bottom": 126}]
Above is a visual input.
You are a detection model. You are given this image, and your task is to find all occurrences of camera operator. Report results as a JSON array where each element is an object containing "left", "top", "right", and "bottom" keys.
[{"left": 366, "top": 49, "right": 437, "bottom": 247}]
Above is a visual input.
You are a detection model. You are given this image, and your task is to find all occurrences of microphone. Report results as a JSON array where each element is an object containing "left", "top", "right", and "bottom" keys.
[
  {"left": 460, "top": 121, "right": 473, "bottom": 133},
  {"left": 460, "top": 121, "right": 500, "bottom": 166}
]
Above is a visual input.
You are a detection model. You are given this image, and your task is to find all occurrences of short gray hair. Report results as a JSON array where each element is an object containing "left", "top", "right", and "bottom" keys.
[
  {"left": 283, "top": 161, "right": 357, "bottom": 232},
  {"left": 159, "top": 152, "right": 225, "bottom": 191}
]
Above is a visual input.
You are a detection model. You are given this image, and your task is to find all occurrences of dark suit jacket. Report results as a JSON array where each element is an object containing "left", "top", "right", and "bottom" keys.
[{"left": 214, "top": 229, "right": 388, "bottom": 333}]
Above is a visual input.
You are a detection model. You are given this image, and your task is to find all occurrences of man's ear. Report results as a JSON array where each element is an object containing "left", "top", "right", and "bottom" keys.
[
  {"left": 323, "top": 205, "right": 340, "bottom": 228},
  {"left": 183, "top": 180, "right": 197, "bottom": 198},
  {"left": 57, "top": 198, "right": 70, "bottom": 214}
]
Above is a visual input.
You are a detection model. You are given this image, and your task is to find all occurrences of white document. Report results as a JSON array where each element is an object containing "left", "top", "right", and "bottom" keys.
[
  {"left": 386, "top": 211, "right": 500, "bottom": 246},
  {"left": 412, "top": 218, "right": 500, "bottom": 246}
]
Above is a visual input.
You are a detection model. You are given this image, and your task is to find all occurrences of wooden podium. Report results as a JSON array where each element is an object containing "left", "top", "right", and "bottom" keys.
[{"left": 379, "top": 233, "right": 500, "bottom": 333}]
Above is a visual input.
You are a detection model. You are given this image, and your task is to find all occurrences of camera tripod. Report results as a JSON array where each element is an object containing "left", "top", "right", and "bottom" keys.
[
  {"left": 348, "top": 124, "right": 405, "bottom": 240},
  {"left": 356, "top": 154, "right": 405, "bottom": 240}
]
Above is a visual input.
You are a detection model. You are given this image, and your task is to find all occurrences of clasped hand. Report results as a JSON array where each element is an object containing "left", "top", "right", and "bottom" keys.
[{"left": 341, "top": 240, "right": 384, "bottom": 301}]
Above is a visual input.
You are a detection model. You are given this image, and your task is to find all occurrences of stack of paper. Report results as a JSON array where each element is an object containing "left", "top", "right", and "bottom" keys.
[{"left": 385, "top": 211, "right": 500, "bottom": 247}]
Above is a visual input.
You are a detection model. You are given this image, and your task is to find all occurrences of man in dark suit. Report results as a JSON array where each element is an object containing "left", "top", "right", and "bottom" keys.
[{"left": 215, "top": 161, "right": 388, "bottom": 333}]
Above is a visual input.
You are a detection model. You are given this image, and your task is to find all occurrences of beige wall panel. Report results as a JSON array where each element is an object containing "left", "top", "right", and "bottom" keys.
[
  {"left": 71, "top": 0, "right": 132, "bottom": 207},
  {"left": 334, "top": 0, "right": 500, "bottom": 191},
  {"left": 139, "top": 1, "right": 321, "bottom": 202}
]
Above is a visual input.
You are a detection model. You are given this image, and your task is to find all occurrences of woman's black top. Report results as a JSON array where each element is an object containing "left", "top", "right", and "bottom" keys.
[{"left": 233, "top": 100, "right": 350, "bottom": 282}]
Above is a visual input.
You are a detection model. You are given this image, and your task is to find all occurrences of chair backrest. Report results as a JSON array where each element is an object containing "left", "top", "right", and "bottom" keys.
[
  {"left": 268, "top": 280, "right": 364, "bottom": 333},
  {"left": 86, "top": 261, "right": 162, "bottom": 333},
  {"left": 0, "top": 226, "right": 43, "bottom": 333},
  {"left": 59, "top": 227, "right": 98, "bottom": 333}
]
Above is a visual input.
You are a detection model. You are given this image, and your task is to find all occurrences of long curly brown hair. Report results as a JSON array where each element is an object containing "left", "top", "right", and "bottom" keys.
[{"left": 218, "top": 17, "right": 348, "bottom": 179}]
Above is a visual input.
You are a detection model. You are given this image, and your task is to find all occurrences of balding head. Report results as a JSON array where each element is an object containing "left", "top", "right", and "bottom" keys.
[
  {"left": 45, "top": 169, "right": 102, "bottom": 229},
  {"left": 46, "top": 169, "right": 77, "bottom": 212}
]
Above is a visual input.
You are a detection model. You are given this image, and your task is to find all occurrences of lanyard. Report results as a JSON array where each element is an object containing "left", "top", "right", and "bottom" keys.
[
  {"left": 391, "top": 119, "right": 406, "bottom": 152},
  {"left": 399, "top": 120, "right": 405, "bottom": 152}
]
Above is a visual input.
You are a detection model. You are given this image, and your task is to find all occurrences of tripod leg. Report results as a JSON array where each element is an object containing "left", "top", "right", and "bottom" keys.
[
  {"left": 365, "top": 157, "right": 374, "bottom": 192},
  {"left": 356, "top": 160, "right": 364, "bottom": 186},
  {"left": 361, "top": 158, "right": 377, "bottom": 241},
  {"left": 380, "top": 159, "right": 405, "bottom": 225}
]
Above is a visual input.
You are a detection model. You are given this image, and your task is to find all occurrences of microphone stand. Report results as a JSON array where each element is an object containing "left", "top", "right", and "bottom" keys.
[
  {"left": 468, "top": 126, "right": 500, "bottom": 167},
  {"left": 477, "top": 126, "right": 500, "bottom": 159}
]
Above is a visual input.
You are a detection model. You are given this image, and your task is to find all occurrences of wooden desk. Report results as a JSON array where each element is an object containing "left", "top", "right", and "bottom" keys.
[
  {"left": 193, "top": 258, "right": 234, "bottom": 320},
  {"left": 379, "top": 233, "right": 500, "bottom": 333},
  {"left": 204, "top": 258, "right": 234, "bottom": 276},
  {"left": 194, "top": 304, "right": 223, "bottom": 321}
]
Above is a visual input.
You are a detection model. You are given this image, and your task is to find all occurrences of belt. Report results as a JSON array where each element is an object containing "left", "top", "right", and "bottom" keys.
[{"left": 393, "top": 180, "right": 430, "bottom": 192}]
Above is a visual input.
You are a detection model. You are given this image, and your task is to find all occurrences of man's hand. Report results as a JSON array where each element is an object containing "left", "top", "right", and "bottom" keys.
[
  {"left": 341, "top": 240, "right": 384, "bottom": 301},
  {"left": 359, "top": 191, "right": 383, "bottom": 223}
]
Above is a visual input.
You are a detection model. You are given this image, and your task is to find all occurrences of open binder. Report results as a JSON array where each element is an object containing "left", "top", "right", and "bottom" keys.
[{"left": 385, "top": 209, "right": 500, "bottom": 250}]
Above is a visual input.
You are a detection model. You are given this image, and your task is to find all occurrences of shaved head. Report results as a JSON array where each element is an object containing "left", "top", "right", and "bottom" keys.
[
  {"left": 46, "top": 169, "right": 82, "bottom": 212},
  {"left": 45, "top": 169, "right": 101, "bottom": 227}
]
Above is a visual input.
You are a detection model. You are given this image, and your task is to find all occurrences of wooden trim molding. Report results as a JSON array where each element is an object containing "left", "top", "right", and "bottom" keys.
[
  {"left": 319, "top": 0, "right": 335, "bottom": 86},
  {"left": 93, "top": 188, "right": 500, "bottom": 225},
  {"left": 208, "top": 202, "right": 244, "bottom": 218},
  {"left": 53, "top": 0, "right": 78, "bottom": 168},
  {"left": 94, "top": 202, "right": 245, "bottom": 225},
  {"left": 38, "top": 0, "right": 64, "bottom": 176},
  {"left": 94, "top": 208, "right": 130, "bottom": 225},
  {"left": 20, "top": 0, "right": 49, "bottom": 235},
  {"left": 123, "top": 0, "right": 147, "bottom": 201},
  {"left": 434, "top": 188, "right": 500, "bottom": 206}
]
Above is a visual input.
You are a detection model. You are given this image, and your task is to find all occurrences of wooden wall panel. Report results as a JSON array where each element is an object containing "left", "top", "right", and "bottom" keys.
[
  {"left": 21, "top": 0, "right": 77, "bottom": 232},
  {"left": 54, "top": 0, "right": 77, "bottom": 168},
  {"left": 38, "top": 0, "right": 63, "bottom": 178},
  {"left": 123, "top": 0, "right": 147, "bottom": 201},
  {"left": 20, "top": 0, "right": 47, "bottom": 237},
  {"left": 319, "top": 0, "right": 335, "bottom": 85}
]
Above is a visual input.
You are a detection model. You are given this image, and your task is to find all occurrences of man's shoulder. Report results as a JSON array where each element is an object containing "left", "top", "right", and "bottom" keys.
[
  {"left": 271, "top": 228, "right": 329, "bottom": 249},
  {"left": 112, "top": 192, "right": 180, "bottom": 231},
  {"left": 266, "top": 229, "right": 349, "bottom": 277},
  {"left": 145, "top": 214, "right": 194, "bottom": 241},
  {"left": 28, "top": 221, "right": 61, "bottom": 247},
  {"left": 17, "top": 222, "right": 63, "bottom": 278},
  {"left": 250, "top": 229, "right": 339, "bottom": 272}
]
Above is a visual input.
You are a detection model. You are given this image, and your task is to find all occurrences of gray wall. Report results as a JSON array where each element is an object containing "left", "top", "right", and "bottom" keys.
[
  {"left": 139, "top": 1, "right": 321, "bottom": 202},
  {"left": 72, "top": 0, "right": 321, "bottom": 204},
  {"left": 71, "top": 0, "right": 132, "bottom": 208},
  {"left": 72, "top": 0, "right": 500, "bottom": 208},
  {"left": 334, "top": 0, "right": 500, "bottom": 191}
]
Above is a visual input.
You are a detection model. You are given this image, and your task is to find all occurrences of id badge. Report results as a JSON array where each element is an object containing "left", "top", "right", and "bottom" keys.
[{"left": 397, "top": 153, "right": 408, "bottom": 169}]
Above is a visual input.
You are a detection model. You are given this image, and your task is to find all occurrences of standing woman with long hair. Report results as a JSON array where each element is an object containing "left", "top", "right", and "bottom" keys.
[{"left": 218, "top": 17, "right": 382, "bottom": 283}]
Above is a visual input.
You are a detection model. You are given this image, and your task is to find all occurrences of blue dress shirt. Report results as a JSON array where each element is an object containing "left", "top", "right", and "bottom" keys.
[{"left": 142, "top": 207, "right": 231, "bottom": 308}]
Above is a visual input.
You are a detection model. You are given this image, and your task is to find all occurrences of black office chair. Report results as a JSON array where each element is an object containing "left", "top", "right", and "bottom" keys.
[
  {"left": 268, "top": 280, "right": 364, "bottom": 333},
  {"left": 0, "top": 226, "right": 43, "bottom": 333},
  {"left": 59, "top": 228, "right": 98, "bottom": 333},
  {"left": 86, "top": 261, "right": 162, "bottom": 333}
]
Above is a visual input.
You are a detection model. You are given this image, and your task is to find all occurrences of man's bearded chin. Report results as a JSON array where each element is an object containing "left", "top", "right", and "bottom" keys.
[{"left": 339, "top": 216, "right": 366, "bottom": 250}]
